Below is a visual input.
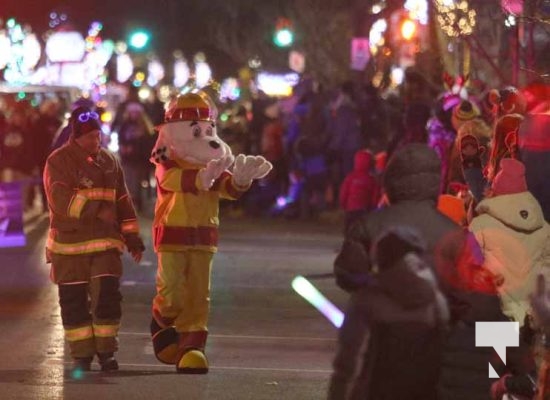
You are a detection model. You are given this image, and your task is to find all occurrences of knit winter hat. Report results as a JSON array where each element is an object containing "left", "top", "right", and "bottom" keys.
[
  {"left": 451, "top": 100, "right": 480, "bottom": 131},
  {"left": 383, "top": 143, "right": 441, "bottom": 203},
  {"left": 491, "top": 158, "right": 527, "bottom": 195},
  {"left": 71, "top": 106, "right": 101, "bottom": 138}
]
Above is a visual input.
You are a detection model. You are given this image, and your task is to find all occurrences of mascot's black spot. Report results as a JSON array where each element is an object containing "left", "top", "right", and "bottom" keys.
[{"left": 520, "top": 210, "right": 529, "bottom": 219}]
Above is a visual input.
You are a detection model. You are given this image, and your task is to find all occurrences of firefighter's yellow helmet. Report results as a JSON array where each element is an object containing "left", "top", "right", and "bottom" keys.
[{"left": 164, "top": 92, "right": 215, "bottom": 123}]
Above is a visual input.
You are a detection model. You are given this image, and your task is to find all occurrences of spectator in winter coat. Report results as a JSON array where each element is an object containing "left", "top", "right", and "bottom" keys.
[
  {"left": 328, "top": 226, "right": 449, "bottom": 400},
  {"left": 469, "top": 158, "right": 550, "bottom": 325},
  {"left": 339, "top": 149, "right": 380, "bottom": 233},
  {"left": 260, "top": 102, "right": 285, "bottom": 183},
  {"left": 0, "top": 103, "right": 36, "bottom": 209},
  {"left": 333, "top": 143, "right": 527, "bottom": 400},
  {"left": 518, "top": 91, "right": 550, "bottom": 222},
  {"left": 333, "top": 143, "right": 482, "bottom": 294},
  {"left": 529, "top": 275, "right": 550, "bottom": 399},
  {"left": 445, "top": 101, "right": 489, "bottom": 191},
  {"left": 33, "top": 100, "right": 62, "bottom": 212},
  {"left": 117, "top": 102, "right": 156, "bottom": 212},
  {"left": 0, "top": 103, "right": 35, "bottom": 182},
  {"left": 326, "top": 82, "right": 363, "bottom": 188}
]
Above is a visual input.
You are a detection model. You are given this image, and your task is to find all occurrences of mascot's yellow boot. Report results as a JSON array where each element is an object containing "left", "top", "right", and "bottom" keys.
[
  {"left": 177, "top": 349, "right": 209, "bottom": 374},
  {"left": 151, "top": 317, "right": 179, "bottom": 364},
  {"left": 176, "top": 331, "right": 209, "bottom": 374}
]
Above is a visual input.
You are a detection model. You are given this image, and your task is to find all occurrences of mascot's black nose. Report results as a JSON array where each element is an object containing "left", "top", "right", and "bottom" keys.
[
  {"left": 520, "top": 210, "right": 529, "bottom": 219},
  {"left": 209, "top": 140, "right": 221, "bottom": 149}
]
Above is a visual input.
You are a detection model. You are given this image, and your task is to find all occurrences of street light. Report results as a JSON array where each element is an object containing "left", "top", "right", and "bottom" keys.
[{"left": 128, "top": 30, "right": 150, "bottom": 50}]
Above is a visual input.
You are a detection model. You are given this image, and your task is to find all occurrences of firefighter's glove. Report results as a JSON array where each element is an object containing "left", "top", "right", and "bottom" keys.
[{"left": 125, "top": 233, "right": 145, "bottom": 263}]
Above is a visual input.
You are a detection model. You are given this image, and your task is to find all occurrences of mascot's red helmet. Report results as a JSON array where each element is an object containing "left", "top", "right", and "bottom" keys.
[{"left": 164, "top": 92, "right": 215, "bottom": 123}]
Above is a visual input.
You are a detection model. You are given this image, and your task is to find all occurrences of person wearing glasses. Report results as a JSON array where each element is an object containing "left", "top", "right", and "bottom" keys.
[{"left": 43, "top": 106, "right": 145, "bottom": 373}]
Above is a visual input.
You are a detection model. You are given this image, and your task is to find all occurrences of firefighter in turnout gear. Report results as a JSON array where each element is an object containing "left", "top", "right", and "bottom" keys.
[
  {"left": 150, "top": 92, "right": 272, "bottom": 373},
  {"left": 43, "top": 106, "right": 145, "bottom": 373}
]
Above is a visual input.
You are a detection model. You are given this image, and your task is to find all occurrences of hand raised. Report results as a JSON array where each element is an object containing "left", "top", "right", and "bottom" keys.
[
  {"left": 232, "top": 154, "right": 272, "bottom": 187},
  {"left": 198, "top": 154, "right": 235, "bottom": 189}
]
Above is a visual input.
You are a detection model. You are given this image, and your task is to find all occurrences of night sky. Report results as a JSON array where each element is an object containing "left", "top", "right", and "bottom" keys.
[{"left": 1, "top": 0, "right": 248, "bottom": 77}]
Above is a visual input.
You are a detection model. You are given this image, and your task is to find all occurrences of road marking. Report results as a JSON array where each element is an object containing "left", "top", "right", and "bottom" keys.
[
  {"left": 119, "top": 331, "right": 336, "bottom": 342},
  {"left": 58, "top": 360, "right": 331, "bottom": 374}
]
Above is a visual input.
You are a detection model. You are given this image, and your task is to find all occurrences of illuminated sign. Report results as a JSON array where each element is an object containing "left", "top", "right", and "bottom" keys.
[{"left": 46, "top": 31, "right": 86, "bottom": 62}]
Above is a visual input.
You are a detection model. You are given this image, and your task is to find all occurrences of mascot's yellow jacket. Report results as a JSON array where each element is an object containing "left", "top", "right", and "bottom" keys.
[{"left": 153, "top": 158, "right": 247, "bottom": 253}]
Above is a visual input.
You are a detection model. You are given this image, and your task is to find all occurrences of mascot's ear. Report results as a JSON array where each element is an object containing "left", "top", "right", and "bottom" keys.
[
  {"left": 150, "top": 131, "right": 172, "bottom": 164},
  {"left": 151, "top": 146, "right": 170, "bottom": 164}
]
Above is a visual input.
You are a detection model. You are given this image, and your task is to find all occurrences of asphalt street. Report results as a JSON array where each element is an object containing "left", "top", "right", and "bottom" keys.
[{"left": 0, "top": 208, "right": 348, "bottom": 400}]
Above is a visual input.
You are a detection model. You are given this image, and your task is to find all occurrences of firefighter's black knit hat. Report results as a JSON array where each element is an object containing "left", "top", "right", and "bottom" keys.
[{"left": 71, "top": 106, "right": 101, "bottom": 138}]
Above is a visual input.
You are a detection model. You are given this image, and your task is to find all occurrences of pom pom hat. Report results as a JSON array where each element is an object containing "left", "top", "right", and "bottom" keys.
[
  {"left": 491, "top": 158, "right": 528, "bottom": 196},
  {"left": 451, "top": 100, "right": 480, "bottom": 131}
]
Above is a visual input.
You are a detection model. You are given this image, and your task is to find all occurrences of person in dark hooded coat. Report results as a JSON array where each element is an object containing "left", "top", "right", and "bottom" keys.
[
  {"left": 332, "top": 143, "right": 530, "bottom": 400},
  {"left": 328, "top": 226, "right": 450, "bottom": 400}
]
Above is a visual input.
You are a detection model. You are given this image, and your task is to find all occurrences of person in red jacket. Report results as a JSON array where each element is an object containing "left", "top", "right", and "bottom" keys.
[{"left": 339, "top": 149, "right": 380, "bottom": 233}]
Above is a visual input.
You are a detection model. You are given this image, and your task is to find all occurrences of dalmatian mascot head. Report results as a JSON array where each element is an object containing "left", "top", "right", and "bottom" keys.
[
  {"left": 152, "top": 92, "right": 230, "bottom": 164},
  {"left": 151, "top": 91, "right": 272, "bottom": 190}
]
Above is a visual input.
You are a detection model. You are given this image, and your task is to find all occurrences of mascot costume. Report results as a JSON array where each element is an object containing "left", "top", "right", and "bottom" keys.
[{"left": 149, "top": 92, "right": 272, "bottom": 373}]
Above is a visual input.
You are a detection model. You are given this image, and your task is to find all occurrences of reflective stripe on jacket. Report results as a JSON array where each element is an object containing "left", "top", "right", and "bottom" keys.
[{"left": 44, "top": 140, "right": 139, "bottom": 255}]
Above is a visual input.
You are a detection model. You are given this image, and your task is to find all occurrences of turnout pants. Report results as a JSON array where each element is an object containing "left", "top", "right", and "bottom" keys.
[{"left": 53, "top": 251, "right": 123, "bottom": 359}]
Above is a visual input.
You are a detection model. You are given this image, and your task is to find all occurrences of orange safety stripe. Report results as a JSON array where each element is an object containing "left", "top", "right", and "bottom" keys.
[
  {"left": 65, "top": 325, "right": 94, "bottom": 342},
  {"left": 121, "top": 219, "right": 139, "bottom": 234},
  {"left": 93, "top": 323, "right": 120, "bottom": 338},
  {"left": 77, "top": 188, "right": 116, "bottom": 202},
  {"left": 47, "top": 237, "right": 124, "bottom": 255},
  {"left": 67, "top": 194, "right": 87, "bottom": 218}
]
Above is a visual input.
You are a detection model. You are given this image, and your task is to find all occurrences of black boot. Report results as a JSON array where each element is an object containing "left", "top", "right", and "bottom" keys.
[
  {"left": 72, "top": 357, "right": 93, "bottom": 373},
  {"left": 97, "top": 352, "right": 119, "bottom": 372}
]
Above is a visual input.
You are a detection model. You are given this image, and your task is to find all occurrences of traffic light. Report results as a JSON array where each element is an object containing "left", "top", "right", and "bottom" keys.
[
  {"left": 273, "top": 18, "right": 294, "bottom": 48},
  {"left": 128, "top": 30, "right": 150, "bottom": 50}
]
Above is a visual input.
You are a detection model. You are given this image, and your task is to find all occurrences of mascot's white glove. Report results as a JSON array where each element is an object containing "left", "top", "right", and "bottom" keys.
[
  {"left": 232, "top": 154, "right": 273, "bottom": 188},
  {"left": 198, "top": 154, "right": 235, "bottom": 190}
]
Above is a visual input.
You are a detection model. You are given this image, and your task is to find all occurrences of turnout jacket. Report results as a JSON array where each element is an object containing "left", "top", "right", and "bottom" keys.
[
  {"left": 152, "top": 158, "right": 247, "bottom": 253},
  {"left": 44, "top": 139, "right": 140, "bottom": 257}
]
